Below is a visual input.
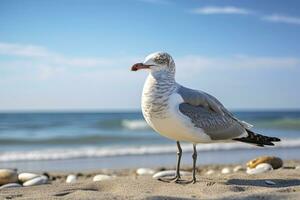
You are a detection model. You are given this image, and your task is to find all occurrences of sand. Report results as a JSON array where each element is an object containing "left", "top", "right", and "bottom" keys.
[{"left": 1, "top": 161, "right": 300, "bottom": 200}]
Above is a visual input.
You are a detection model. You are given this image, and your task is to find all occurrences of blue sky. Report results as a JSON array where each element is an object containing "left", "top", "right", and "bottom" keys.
[{"left": 0, "top": 0, "right": 300, "bottom": 111}]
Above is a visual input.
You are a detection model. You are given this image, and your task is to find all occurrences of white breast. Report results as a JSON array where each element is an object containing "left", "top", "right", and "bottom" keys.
[{"left": 142, "top": 91, "right": 212, "bottom": 143}]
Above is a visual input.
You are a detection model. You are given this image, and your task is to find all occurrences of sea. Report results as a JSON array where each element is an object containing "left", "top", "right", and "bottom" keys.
[{"left": 0, "top": 111, "right": 299, "bottom": 172}]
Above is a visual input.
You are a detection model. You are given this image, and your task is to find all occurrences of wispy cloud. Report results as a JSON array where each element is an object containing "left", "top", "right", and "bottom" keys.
[
  {"left": 262, "top": 14, "right": 300, "bottom": 25},
  {"left": 0, "top": 42, "right": 139, "bottom": 79},
  {"left": 191, "top": 6, "right": 251, "bottom": 15},
  {"left": 176, "top": 54, "right": 300, "bottom": 72},
  {"left": 0, "top": 43, "right": 50, "bottom": 57},
  {"left": 138, "top": 0, "right": 170, "bottom": 5},
  {"left": 190, "top": 6, "right": 300, "bottom": 26}
]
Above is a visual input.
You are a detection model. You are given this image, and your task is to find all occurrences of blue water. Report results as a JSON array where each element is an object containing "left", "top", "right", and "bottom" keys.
[{"left": 0, "top": 111, "right": 299, "bottom": 170}]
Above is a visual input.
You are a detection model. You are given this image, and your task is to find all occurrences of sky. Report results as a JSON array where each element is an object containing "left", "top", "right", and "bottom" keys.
[{"left": 0, "top": 0, "right": 300, "bottom": 111}]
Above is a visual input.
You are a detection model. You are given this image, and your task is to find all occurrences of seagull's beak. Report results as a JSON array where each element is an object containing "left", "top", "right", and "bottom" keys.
[{"left": 131, "top": 63, "right": 151, "bottom": 71}]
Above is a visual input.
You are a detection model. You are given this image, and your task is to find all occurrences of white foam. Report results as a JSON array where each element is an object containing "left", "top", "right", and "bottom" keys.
[
  {"left": 121, "top": 119, "right": 149, "bottom": 130},
  {"left": 0, "top": 138, "right": 299, "bottom": 162}
]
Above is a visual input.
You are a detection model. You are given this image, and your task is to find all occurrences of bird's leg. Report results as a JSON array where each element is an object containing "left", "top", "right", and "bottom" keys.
[
  {"left": 175, "top": 144, "right": 197, "bottom": 184},
  {"left": 158, "top": 141, "right": 182, "bottom": 182}
]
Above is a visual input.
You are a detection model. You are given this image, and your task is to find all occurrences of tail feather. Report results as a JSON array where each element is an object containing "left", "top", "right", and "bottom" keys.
[{"left": 233, "top": 129, "right": 280, "bottom": 147}]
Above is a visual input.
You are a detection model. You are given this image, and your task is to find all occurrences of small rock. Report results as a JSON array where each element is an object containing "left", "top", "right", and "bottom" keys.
[
  {"left": 205, "top": 170, "right": 215, "bottom": 175},
  {"left": 152, "top": 170, "right": 191, "bottom": 179},
  {"left": 246, "top": 163, "right": 273, "bottom": 175},
  {"left": 18, "top": 173, "right": 39, "bottom": 183},
  {"left": 93, "top": 174, "right": 113, "bottom": 182},
  {"left": 0, "top": 169, "right": 18, "bottom": 186},
  {"left": 233, "top": 165, "right": 244, "bottom": 172},
  {"left": 221, "top": 167, "right": 231, "bottom": 174},
  {"left": 23, "top": 175, "right": 48, "bottom": 186},
  {"left": 295, "top": 166, "right": 300, "bottom": 170},
  {"left": 265, "top": 180, "right": 276, "bottom": 185},
  {"left": 247, "top": 156, "right": 283, "bottom": 169},
  {"left": 0, "top": 183, "right": 22, "bottom": 189},
  {"left": 136, "top": 168, "right": 155, "bottom": 176},
  {"left": 66, "top": 174, "right": 77, "bottom": 183}
]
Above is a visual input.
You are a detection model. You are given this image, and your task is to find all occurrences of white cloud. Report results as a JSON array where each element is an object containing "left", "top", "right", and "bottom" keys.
[
  {"left": 0, "top": 43, "right": 50, "bottom": 57},
  {"left": 176, "top": 54, "right": 300, "bottom": 72},
  {"left": 138, "top": 0, "right": 170, "bottom": 5},
  {"left": 191, "top": 6, "right": 251, "bottom": 15},
  {"left": 262, "top": 14, "right": 300, "bottom": 25}
]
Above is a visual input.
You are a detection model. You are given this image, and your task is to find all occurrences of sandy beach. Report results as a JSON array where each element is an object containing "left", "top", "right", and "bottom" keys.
[{"left": 1, "top": 160, "right": 300, "bottom": 200}]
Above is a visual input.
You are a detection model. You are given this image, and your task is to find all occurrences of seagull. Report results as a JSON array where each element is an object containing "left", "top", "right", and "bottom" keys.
[{"left": 131, "top": 52, "right": 280, "bottom": 184}]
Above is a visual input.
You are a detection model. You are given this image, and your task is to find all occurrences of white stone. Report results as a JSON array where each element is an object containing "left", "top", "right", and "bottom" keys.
[
  {"left": 93, "top": 174, "right": 113, "bottom": 182},
  {"left": 66, "top": 174, "right": 77, "bottom": 183},
  {"left": 18, "top": 173, "right": 39, "bottom": 183},
  {"left": 0, "top": 169, "right": 18, "bottom": 186},
  {"left": 23, "top": 175, "right": 48, "bottom": 186},
  {"left": 205, "top": 170, "right": 215, "bottom": 175},
  {"left": 136, "top": 168, "right": 155, "bottom": 175},
  {"left": 0, "top": 183, "right": 22, "bottom": 189},
  {"left": 152, "top": 170, "right": 191, "bottom": 179},
  {"left": 246, "top": 163, "right": 273, "bottom": 175},
  {"left": 295, "top": 165, "right": 300, "bottom": 170},
  {"left": 233, "top": 165, "right": 244, "bottom": 172},
  {"left": 265, "top": 180, "right": 276, "bottom": 185},
  {"left": 221, "top": 167, "right": 231, "bottom": 174}
]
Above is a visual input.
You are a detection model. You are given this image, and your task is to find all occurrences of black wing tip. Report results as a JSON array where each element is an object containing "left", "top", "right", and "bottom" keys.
[{"left": 233, "top": 130, "right": 281, "bottom": 147}]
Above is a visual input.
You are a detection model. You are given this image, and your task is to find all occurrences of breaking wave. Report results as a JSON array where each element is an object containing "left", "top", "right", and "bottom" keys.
[{"left": 1, "top": 138, "right": 300, "bottom": 162}]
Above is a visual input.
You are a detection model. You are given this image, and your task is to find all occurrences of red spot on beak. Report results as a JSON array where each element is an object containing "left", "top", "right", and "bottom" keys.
[{"left": 131, "top": 63, "right": 150, "bottom": 71}]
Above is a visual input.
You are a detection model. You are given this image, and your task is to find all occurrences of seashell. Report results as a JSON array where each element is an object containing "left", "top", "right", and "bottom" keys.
[
  {"left": 205, "top": 170, "right": 215, "bottom": 175},
  {"left": 246, "top": 163, "right": 273, "bottom": 175},
  {"left": 136, "top": 168, "right": 155, "bottom": 175},
  {"left": 93, "top": 174, "right": 113, "bottom": 182},
  {"left": 265, "top": 180, "right": 276, "bottom": 185},
  {"left": 66, "top": 174, "right": 77, "bottom": 183},
  {"left": 18, "top": 173, "right": 39, "bottom": 183},
  {"left": 152, "top": 170, "right": 191, "bottom": 179},
  {"left": 0, "top": 183, "right": 22, "bottom": 189},
  {"left": 23, "top": 175, "right": 48, "bottom": 186},
  {"left": 247, "top": 156, "right": 283, "bottom": 169},
  {"left": 233, "top": 165, "right": 244, "bottom": 172},
  {"left": 0, "top": 169, "right": 18, "bottom": 186},
  {"left": 221, "top": 167, "right": 231, "bottom": 174}
]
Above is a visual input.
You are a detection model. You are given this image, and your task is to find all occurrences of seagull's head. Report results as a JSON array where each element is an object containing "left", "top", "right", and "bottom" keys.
[{"left": 131, "top": 52, "right": 175, "bottom": 75}]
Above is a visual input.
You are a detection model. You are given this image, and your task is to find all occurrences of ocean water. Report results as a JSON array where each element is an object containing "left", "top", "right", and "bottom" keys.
[{"left": 0, "top": 111, "right": 299, "bottom": 171}]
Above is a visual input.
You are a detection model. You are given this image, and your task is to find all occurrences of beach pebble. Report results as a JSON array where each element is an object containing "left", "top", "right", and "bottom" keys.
[
  {"left": 247, "top": 156, "right": 283, "bottom": 169},
  {"left": 0, "top": 183, "right": 22, "bottom": 189},
  {"left": 246, "top": 163, "right": 273, "bottom": 175},
  {"left": 221, "top": 167, "right": 231, "bottom": 174},
  {"left": 233, "top": 165, "right": 244, "bottom": 172},
  {"left": 136, "top": 168, "right": 155, "bottom": 176},
  {"left": 152, "top": 170, "right": 191, "bottom": 179},
  {"left": 265, "top": 180, "right": 276, "bottom": 185},
  {"left": 0, "top": 169, "right": 18, "bottom": 186},
  {"left": 93, "top": 174, "right": 113, "bottom": 182},
  {"left": 295, "top": 166, "right": 300, "bottom": 170},
  {"left": 66, "top": 174, "right": 77, "bottom": 183},
  {"left": 205, "top": 170, "right": 215, "bottom": 175},
  {"left": 18, "top": 173, "right": 39, "bottom": 183},
  {"left": 23, "top": 175, "right": 48, "bottom": 186}
]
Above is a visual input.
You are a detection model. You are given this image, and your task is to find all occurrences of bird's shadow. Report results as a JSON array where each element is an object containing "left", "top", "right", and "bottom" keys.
[{"left": 227, "top": 178, "right": 300, "bottom": 188}]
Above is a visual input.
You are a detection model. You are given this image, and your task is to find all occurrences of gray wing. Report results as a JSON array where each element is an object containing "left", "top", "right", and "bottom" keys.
[
  {"left": 177, "top": 85, "right": 252, "bottom": 129},
  {"left": 179, "top": 103, "right": 246, "bottom": 140}
]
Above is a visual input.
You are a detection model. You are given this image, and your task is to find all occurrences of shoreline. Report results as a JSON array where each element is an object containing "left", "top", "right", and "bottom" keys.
[
  {"left": 1, "top": 147, "right": 300, "bottom": 172},
  {"left": 1, "top": 160, "right": 300, "bottom": 199}
]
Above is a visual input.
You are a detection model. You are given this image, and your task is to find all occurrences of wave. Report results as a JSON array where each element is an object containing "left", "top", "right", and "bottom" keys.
[
  {"left": 0, "top": 135, "right": 152, "bottom": 145},
  {"left": 121, "top": 120, "right": 149, "bottom": 130},
  {"left": 93, "top": 119, "right": 149, "bottom": 130},
  {"left": 1, "top": 138, "right": 300, "bottom": 162},
  {"left": 255, "top": 118, "right": 300, "bottom": 130}
]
